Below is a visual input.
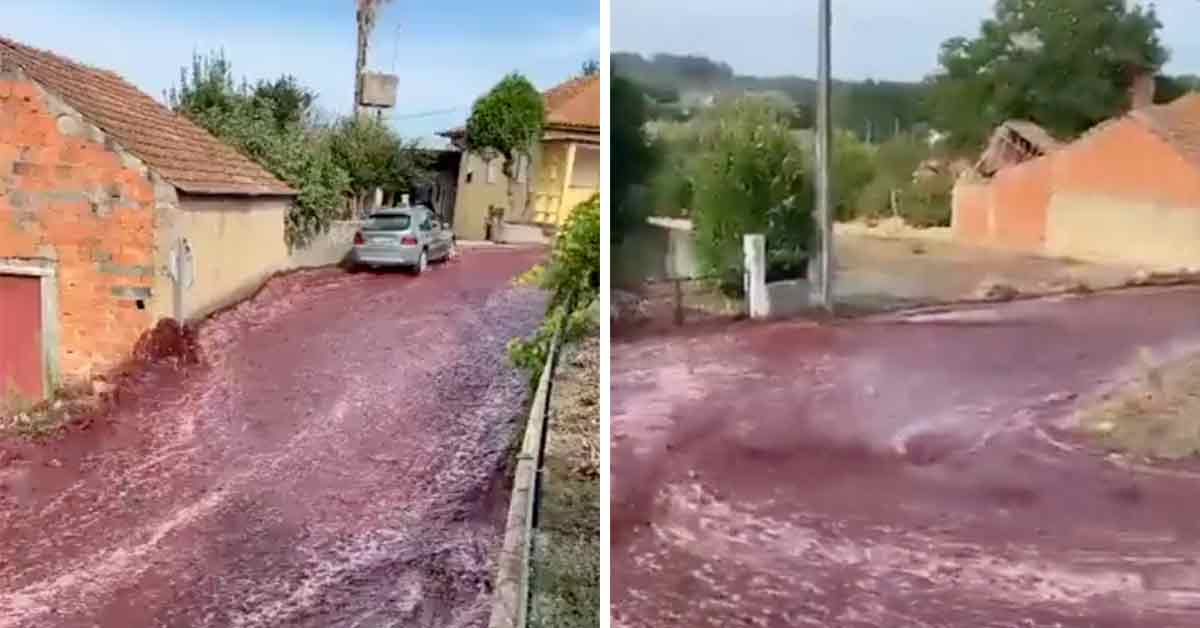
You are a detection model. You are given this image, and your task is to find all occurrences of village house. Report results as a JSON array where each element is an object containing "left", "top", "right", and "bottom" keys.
[
  {"left": 0, "top": 37, "right": 296, "bottom": 400},
  {"left": 953, "top": 90, "right": 1200, "bottom": 271},
  {"left": 440, "top": 73, "right": 600, "bottom": 242}
]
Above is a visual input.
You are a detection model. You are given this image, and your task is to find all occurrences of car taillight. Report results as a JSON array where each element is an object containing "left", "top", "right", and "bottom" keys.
[
  {"left": 400, "top": 235, "right": 418, "bottom": 245},
  {"left": 353, "top": 231, "right": 365, "bottom": 245}
]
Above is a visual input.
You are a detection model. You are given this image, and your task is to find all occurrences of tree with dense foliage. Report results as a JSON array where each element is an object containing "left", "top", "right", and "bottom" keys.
[
  {"left": 170, "top": 51, "right": 429, "bottom": 246},
  {"left": 1156, "top": 75, "right": 1200, "bottom": 104},
  {"left": 831, "top": 132, "right": 876, "bottom": 221},
  {"left": 928, "top": 0, "right": 1168, "bottom": 148},
  {"left": 687, "top": 97, "right": 812, "bottom": 286},
  {"left": 611, "top": 77, "right": 658, "bottom": 246},
  {"left": 169, "top": 52, "right": 350, "bottom": 246},
  {"left": 465, "top": 73, "right": 545, "bottom": 221},
  {"left": 328, "top": 117, "right": 431, "bottom": 212},
  {"left": 580, "top": 59, "right": 599, "bottom": 77}
]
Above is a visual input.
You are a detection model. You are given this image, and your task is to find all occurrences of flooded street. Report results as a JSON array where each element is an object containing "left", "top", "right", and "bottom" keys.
[
  {"left": 0, "top": 247, "right": 545, "bottom": 628},
  {"left": 613, "top": 286, "right": 1200, "bottom": 627}
]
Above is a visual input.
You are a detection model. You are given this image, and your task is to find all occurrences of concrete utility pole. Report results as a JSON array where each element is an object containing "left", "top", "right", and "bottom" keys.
[{"left": 813, "top": 0, "right": 834, "bottom": 311}]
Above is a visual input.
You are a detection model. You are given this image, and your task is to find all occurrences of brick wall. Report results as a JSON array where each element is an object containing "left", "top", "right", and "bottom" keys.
[
  {"left": 952, "top": 155, "right": 1053, "bottom": 251},
  {"left": 0, "top": 72, "right": 155, "bottom": 386}
]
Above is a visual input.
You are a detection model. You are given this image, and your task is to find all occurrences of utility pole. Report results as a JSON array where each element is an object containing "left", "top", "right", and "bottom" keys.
[
  {"left": 812, "top": 0, "right": 834, "bottom": 312},
  {"left": 354, "top": 2, "right": 369, "bottom": 119}
]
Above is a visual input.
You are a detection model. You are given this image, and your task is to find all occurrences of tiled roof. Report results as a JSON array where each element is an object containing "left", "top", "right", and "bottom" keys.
[
  {"left": 1132, "top": 93, "right": 1200, "bottom": 169},
  {"left": 544, "top": 74, "right": 599, "bottom": 131},
  {"left": 1002, "top": 120, "right": 1062, "bottom": 153},
  {"left": 0, "top": 36, "right": 295, "bottom": 196},
  {"left": 440, "top": 73, "right": 601, "bottom": 139}
]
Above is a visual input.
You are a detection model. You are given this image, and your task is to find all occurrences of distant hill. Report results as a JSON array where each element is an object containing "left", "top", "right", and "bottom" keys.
[{"left": 613, "top": 52, "right": 929, "bottom": 142}]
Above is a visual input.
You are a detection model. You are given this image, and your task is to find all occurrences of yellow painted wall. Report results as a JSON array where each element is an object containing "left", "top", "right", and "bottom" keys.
[
  {"left": 1045, "top": 194, "right": 1200, "bottom": 270},
  {"left": 152, "top": 195, "right": 291, "bottom": 322},
  {"left": 454, "top": 138, "right": 598, "bottom": 237},
  {"left": 532, "top": 142, "right": 569, "bottom": 224},
  {"left": 451, "top": 151, "right": 527, "bottom": 241},
  {"left": 532, "top": 141, "right": 600, "bottom": 225}
]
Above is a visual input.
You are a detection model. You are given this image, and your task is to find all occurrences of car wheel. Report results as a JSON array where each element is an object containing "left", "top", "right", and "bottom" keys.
[{"left": 413, "top": 249, "right": 428, "bottom": 275}]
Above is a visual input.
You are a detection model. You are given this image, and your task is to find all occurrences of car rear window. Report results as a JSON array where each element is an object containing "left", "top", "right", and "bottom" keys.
[{"left": 365, "top": 214, "right": 411, "bottom": 231}]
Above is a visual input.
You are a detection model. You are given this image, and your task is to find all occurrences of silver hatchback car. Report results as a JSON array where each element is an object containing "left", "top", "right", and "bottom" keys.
[{"left": 351, "top": 206, "right": 455, "bottom": 274}]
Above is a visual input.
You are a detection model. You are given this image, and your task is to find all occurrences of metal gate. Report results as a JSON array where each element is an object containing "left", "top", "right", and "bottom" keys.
[{"left": 0, "top": 274, "right": 43, "bottom": 400}]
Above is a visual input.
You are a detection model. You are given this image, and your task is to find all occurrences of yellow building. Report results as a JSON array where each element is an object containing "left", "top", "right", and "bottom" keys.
[{"left": 442, "top": 74, "right": 600, "bottom": 241}]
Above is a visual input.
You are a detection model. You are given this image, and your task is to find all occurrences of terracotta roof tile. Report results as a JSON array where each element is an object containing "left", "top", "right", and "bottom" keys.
[
  {"left": 0, "top": 36, "right": 295, "bottom": 196},
  {"left": 1132, "top": 93, "right": 1200, "bottom": 169},
  {"left": 439, "top": 73, "right": 601, "bottom": 139},
  {"left": 543, "top": 74, "right": 599, "bottom": 131}
]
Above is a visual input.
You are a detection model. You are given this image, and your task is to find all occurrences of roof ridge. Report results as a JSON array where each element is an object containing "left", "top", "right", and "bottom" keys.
[
  {"left": 0, "top": 35, "right": 124, "bottom": 82},
  {"left": 0, "top": 35, "right": 294, "bottom": 196},
  {"left": 1129, "top": 93, "right": 1200, "bottom": 170}
]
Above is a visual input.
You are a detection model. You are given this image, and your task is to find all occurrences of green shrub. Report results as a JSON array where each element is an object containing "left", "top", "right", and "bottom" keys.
[
  {"left": 508, "top": 196, "right": 600, "bottom": 381},
  {"left": 899, "top": 173, "right": 954, "bottom": 227},
  {"left": 832, "top": 131, "right": 877, "bottom": 221},
  {"left": 688, "top": 97, "right": 813, "bottom": 281},
  {"left": 855, "top": 177, "right": 897, "bottom": 220}
]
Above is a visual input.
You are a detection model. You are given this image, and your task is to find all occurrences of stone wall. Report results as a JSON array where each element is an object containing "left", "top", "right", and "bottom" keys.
[{"left": 0, "top": 69, "right": 156, "bottom": 386}]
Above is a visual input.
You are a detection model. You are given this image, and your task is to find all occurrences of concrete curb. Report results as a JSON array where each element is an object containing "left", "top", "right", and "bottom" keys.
[{"left": 488, "top": 330, "right": 563, "bottom": 628}]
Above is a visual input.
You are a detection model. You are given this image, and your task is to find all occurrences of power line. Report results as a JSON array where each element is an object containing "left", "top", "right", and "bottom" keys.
[{"left": 384, "top": 105, "right": 470, "bottom": 120}]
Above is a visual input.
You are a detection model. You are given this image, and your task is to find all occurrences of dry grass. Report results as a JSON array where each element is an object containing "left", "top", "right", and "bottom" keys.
[
  {"left": 549, "top": 335, "right": 600, "bottom": 478},
  {"left": 1080, "top": 348, "right": 1200, "bottom": 460},
  {"left": 1, "top": 382, "right": 99, "bottom": 439},
  {"left": 529, "top": 333, "right": 600, "bottom": 628}
]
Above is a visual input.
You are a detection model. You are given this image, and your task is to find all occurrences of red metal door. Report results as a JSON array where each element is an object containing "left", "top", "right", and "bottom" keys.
[{"left": 0, "top": 275, "right": 43, "bottom": 401}]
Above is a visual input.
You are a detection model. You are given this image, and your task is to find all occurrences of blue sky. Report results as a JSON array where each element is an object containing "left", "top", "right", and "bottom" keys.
[
  {"left": 614, "top": 0, "right": 1200, "bottom": 81},
  {"left": 1, "top": 1, "right": 599, "bottom": 146}
]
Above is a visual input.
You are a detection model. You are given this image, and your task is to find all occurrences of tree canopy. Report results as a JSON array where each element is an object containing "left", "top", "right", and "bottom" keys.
[
  {"left": 927, "top": 0, "right": 1168, "bottom": 148},
  {"left": 465, "top": 73, "right": 545, "bottom": 169},
  {"left": 169, "top": 51, "right": 429, "bottom": 245},
  {"left": 611, "top": 77, "right": 658, "bottom": 246}
]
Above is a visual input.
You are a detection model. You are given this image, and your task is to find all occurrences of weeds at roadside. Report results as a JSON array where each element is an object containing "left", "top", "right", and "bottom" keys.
[
  {"left": 1080, "top": 348, "right": 1200, "bottom": 460},
  {"left": 1, "top": 381, "right": 99, "bottom": 440},
  {"left": 528, "top": 335, "right": 600, "bottom": 628}
]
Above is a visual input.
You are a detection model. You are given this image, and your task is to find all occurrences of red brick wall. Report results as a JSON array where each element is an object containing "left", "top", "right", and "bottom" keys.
[
  {"left": 0, "top": 74, "right": 155, "bottom": 387},
  {"left": 1053, "top": 118, "right": 1200, "bottom": 208},
  {"left": 990, "top": 156, "right": 1052, "bottom": 250},
  {"left": 952, "top": 180, "right": 991, "bottom": 244},
  {"left": 952, "top": 155, "right": 1053, "bottom": 250}
]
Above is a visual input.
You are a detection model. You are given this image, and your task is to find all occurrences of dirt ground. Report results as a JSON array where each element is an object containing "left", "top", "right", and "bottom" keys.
[
  {"left": 836, "top": 232, "right": 1143, "bottom": 311},
  {"left": 0, "top": 247, "right": 545, "bottom": 628},
  {"left": 530, "top": 334, "right": 600, "bottom": 628},
  {"left": 612, "top": 285, "right": 1200, "bottom": 627},
  {"left": 1080, "top": 351, "right": 1200, "bottom": 460}
]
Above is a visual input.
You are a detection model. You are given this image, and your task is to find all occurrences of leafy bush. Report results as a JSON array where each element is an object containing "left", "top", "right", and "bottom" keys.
[
  {"left": 899, "top": 173, "right": 954, "bottom": 227},
  {"left": 612, "top": 77, "right": 660, "bottom": 246},
  {"left": 688, "top": 97, "right": 813, "bottom": 283},
  {"left": 855, "top": 177, "right": 897, "bottom": 220},
  {"left": 648, "top": 120, "right": 701, "bottom": 217},
  {"left": 170, "top": 51, "right": 430, "bottom": 247},
  {"left": 466, "top": 73, "right": 545, "bottom": 218},
  {"left": 832, "top": 131, "right": 877, "bottom": 221},
  {"left": 328, "top": 117, "right": 432, "bottom": 213},
  {"left": 508, "top": 196, "right": 600, "bottom": 382}
]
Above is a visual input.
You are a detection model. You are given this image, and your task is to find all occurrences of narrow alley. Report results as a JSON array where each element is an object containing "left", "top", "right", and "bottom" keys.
[{"left": 0, "top": 247, "right": 545, "bottom": 628}]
